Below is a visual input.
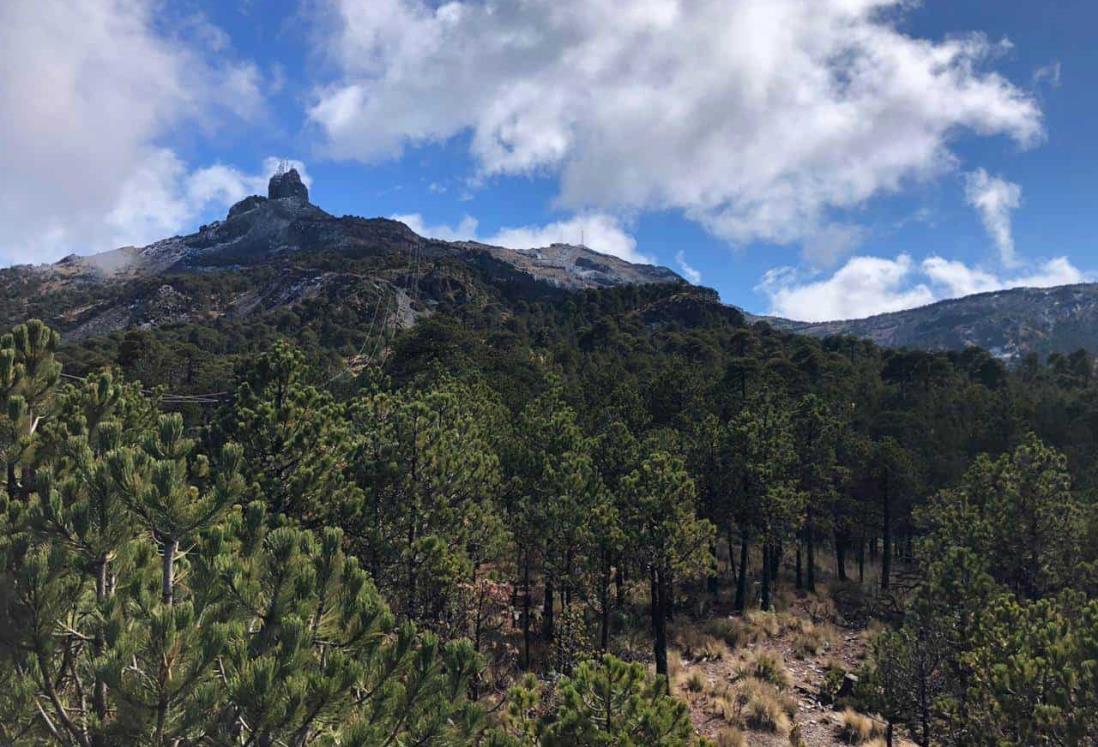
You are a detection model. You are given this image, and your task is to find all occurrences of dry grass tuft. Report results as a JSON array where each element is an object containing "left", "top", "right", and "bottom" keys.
[
  {"left": 703, "top": 617, "right": 745, "bottom": 649},
  {"left": 741, "top": 685, "right": 792, "bottom": 734},
  {"left": 736, "top": 650, "right": 791, "bottom": 689},
  {"left": 715, "top": 726, "right": 748, "bottom": 747},
  {"left": 673, "top": 626, "right": 730, "bottom": 661},
  {"left": 791, "top": 620, "right": 841, "bottom": 659},
  {"left": 837, "top": 708, "right": 883, "bottom": 744},
  {"left": 744, "top": 610, "right": 781, "bottom": 640}
]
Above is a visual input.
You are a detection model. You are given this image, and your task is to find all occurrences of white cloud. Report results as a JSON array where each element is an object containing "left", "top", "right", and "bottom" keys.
[
  {"left": 393, "top": 212, "right": 652, "bottom": 264},
  {"left": 0, "top": 0, "right": 266, "bottom": 264},
  {"left": 761, "top": 254, "right": 1088, "bottom": 321},
  {"left": 310, "top": 0, "right": 1042, "bottom": 256},
  {"left": 964, "top": 169, "right": 1023, "bottom": 266},
  {"left": 675, "top": 251, "right": 702, "bottom": 284},
  {"left": 758, "top": 255, "right": 935, "bottom": 321}
]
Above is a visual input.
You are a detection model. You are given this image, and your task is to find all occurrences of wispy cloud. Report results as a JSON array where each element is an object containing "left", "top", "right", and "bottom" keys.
[
  {"left": 964, "top": 169, "right": 1023, "bottom": 267},
  {"left": 675, "top": 251, "right": 702, "bottom": 284}
]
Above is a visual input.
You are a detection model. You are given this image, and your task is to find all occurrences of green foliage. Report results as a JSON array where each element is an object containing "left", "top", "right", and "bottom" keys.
[
  {"left": 3, "top": 261, "right": 1098, "bottom": 746},
  {"left": 489, "top": 657, "right": 703, "bottom": 747}
]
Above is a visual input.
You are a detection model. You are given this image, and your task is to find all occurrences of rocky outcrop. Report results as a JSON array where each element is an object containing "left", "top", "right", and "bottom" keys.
[{"left": 268, "top": 168, "right": 309, "bottom": 202}]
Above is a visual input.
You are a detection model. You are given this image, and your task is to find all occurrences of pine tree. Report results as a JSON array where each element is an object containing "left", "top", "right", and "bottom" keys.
[
  {"left": 1, "top": 320, "right": 61, "bottom": 499},
  {"left": 621, "top": 451, "right": 714, "bottom": 680},
  {"left": 731, "top": 390, "right": 802, "bottom": 610}
]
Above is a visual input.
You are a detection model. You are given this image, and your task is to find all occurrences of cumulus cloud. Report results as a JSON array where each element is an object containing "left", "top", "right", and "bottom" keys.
[
  {"left": 964, "top": 169, "right": 1023, "bottom": 266},
  {"left": 393, "top": 212, "right": 652, "bottom": 264},
  {"left": 310, "top": 0, "right": 1042, "bottom": 256},
  {"left": 0, "top": 0, "right": 266, "bottom": 264},
  {"left": 760, "top": 254, "right": 1088, "bottom": 322},
  {"left": 758, "top": 255, "right": 935, "bottom": 322},
  {"left": 675, "top": 251, "right": 702, "bottom": 284}
]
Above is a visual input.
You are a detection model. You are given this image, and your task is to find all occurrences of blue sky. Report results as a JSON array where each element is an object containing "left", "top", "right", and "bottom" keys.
[{"left": 2, "top": 0, "right": 1096, "bottom": 321}]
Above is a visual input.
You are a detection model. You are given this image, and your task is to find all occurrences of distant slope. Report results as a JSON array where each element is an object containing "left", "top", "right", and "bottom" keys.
[{"left": 749, "top": 283, "right": 1098, "bottom": 360}]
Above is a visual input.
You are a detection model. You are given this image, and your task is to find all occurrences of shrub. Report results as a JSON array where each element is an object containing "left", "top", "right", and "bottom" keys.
[{"left": 820, "top": 662, "right": 848, "bottom": 704}]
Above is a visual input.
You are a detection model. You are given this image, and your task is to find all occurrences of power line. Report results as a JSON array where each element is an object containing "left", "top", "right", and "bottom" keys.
[{"left": 59, "top": 372, "right": 227, "bottom": 405}]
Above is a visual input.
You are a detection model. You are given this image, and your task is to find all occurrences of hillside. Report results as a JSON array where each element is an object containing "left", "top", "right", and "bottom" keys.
[{"left": 752, "top": 284, "right": 1098, "bottom": 361}]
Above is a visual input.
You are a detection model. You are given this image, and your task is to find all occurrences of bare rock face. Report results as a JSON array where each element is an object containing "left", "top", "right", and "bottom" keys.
[{"left": 268, "top": 168, "right": 309, "bottom": 202}]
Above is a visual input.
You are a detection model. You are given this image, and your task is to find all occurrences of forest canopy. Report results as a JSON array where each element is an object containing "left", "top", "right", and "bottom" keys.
[{"left": 2, "top": 279, "right": 1097, "bottom": 745}]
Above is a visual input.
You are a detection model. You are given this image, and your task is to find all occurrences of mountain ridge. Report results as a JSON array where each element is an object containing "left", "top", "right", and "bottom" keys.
[{"left": 747, "top": 282, "right": 1098, "bottom": 360}]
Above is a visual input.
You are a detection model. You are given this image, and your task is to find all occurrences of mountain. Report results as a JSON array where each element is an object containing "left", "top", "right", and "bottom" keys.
[
  {"left": 750, "top": 283, "right": 1098, "bottom": 361},
  {"left": 0, "top": 169, "right": 680, "bottom": 342},
  {"left": 6, "top": 168, "right": 1097, "bottom": 365}
]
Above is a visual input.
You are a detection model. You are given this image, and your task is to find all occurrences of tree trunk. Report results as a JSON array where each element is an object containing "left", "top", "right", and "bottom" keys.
[
  {"left": 156, "top": 537, "right": 179, "bottom": 746},
  {"left": 734, "top": 532, "right": 750, "bottom": 613},
  {"left": 161, "top": 537, "right": 178, "bottom": 607},
  {"left": 650, "top": 569, "right": 669, "bottom": 684},
  {"left": 806, "top": 520, "right": 816, "bottom": 592},
  {"left": 522, "top": 553, "right": 532, "bottom": 670},
  {"left": 599, "top": 552, "right": 611, "bottom": 652},
  {"left": 615, "top": 564, "right": 625, "bottom": 608},
  {"left": 542, "top": 580, "right": 554, "bottom": 642},
  {"left": 707, "top": 539, "right": 720, "bottom": 595},
  {"left": 835, "top": 532, "right": 848, "bottom": 581},
  {"left": 795, "top": 539, "right": 803, "bottom": 591},
  {"left": 93, "top": 557, "right": 110, "bottom": 744},
  {"left": 662, "top": 572, "right": 673, "bottom": 622},
  {"left": 726, "top": 526, "right": 737, "bottom": 582},
  {"left": 760, "top": 543, "right": 772, "bottom": 611},
  {"left": 881, "top": 486, "right": 892, "bottom": 592},
  {"left": 858, "top": 536, "right": 865, "bottom": 584}
]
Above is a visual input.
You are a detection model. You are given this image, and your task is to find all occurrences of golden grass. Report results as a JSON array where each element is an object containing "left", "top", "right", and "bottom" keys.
[
  {"left": 741, "top": 684, "right": 792, "bottom": 734},
  {"left": 673, "top": 625, "right": 730, "bottom": 662},
  {"left": 715, "top": 726, "right": 748, "bottom": 747},
  {"left": 837, "top": 708, "right": 883, "bottom": 744},
  {"left": 736, "top": 650, "right": 791, "bottom": 689},
  {"left": 790, "top": 620, "right": 841, "bottom": 659}
]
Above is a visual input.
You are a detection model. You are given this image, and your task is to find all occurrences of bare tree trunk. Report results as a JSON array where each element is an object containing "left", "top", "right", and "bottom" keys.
[
  {"left": 806, "top": 519, "right": 816, "bottom": 592},
  {"left": 734, "top": 532, "right": 750, "bottom": 613},
  {"left": 760, "top": 543, "right": 772, "bottom": 611},
  {"left": 881, "top": 486, "right": 892, "bottom": 592},
  {"left": 542, "top": 580, "right": 554, "bottom": 642},
  {"left": 522, "top": 553, "right": 532, "bottom": 670},
  {"left": 650, "top": 569, "right": 668, "bottom": 685}
]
